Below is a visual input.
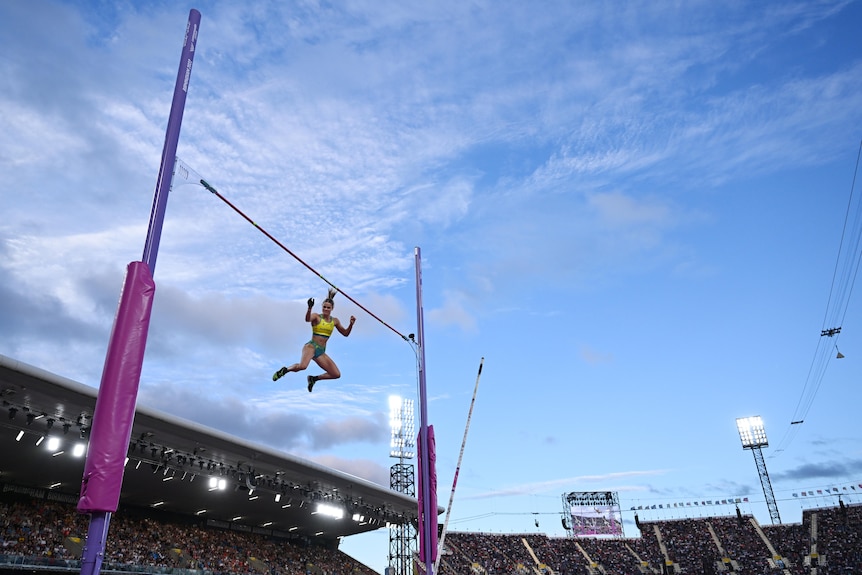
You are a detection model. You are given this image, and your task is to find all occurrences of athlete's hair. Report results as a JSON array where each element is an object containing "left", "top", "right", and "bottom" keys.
[{"left": 324, "top": 287, "right": 338, "bottom": 305}]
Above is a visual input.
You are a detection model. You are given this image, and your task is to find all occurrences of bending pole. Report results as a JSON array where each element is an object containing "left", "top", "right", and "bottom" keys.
[
  {"left": 414, "top": 246, "right": 436, "bottom": 575},
  {"left": 78, "top": 11, "right": 200, "bottom": 575},
  {"left": 434, "top": 357, "right": 484, "bottom": 574}
]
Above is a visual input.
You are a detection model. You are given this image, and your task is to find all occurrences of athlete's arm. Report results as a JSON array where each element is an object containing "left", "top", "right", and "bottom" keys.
[{"left": 336, "top": 316, "right": 356, "bottom": 336}]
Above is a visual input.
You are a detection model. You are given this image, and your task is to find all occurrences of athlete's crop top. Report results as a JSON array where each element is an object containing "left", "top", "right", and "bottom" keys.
[{"left": 312, "top": 316, "right": 334, "bottom": 338}]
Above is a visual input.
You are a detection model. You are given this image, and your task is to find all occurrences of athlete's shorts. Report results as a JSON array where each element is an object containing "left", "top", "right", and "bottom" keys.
[{"left": 306, "top": 340, "right": 326, "bottom": 359}]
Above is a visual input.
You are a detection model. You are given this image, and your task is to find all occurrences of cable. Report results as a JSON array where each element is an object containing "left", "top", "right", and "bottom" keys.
[{"left": 774, "top": 139, "right": 862, "bottom": 456}]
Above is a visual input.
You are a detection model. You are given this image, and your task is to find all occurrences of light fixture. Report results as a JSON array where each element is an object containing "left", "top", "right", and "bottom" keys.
[
  {"left": 315, "top": 503, "right": 344, "bottom": 519},
  {"left": 35, "top": 436, "right": 44, "bottom": 446},
  {"left": 15, "top": 430, "right": 23, "bottom": 442},
  {"left": 736, "top": 416, "right": 767, "bottom": 448},
  {"left": 46, "top": 437, "right": 60, "bottom": 451},
  {"left": 736, "top": 415, "right": 781, "bottom": 525},
  {"left": 389, "top": 396, "right": 416, "bottom": 459}
]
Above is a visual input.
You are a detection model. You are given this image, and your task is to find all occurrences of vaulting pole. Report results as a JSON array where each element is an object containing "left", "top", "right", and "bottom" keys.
[
  {"left": 78, "top": 11, "right": 200, "bottom": 575},
  {"left": 434, "top": 357, "right": 484, "bottom": 574}
]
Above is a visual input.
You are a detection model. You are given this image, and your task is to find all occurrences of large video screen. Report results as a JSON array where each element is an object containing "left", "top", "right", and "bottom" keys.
[{"left": 565, "top": 491, "right": 623, "bottom": 537}]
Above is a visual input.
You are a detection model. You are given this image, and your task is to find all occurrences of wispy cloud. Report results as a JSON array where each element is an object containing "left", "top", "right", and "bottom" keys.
[{"left": 462, "top": 470, "right": 669, "bottom": 500}]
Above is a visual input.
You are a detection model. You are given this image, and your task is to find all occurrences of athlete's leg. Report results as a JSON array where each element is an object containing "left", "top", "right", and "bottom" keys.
[
  {"left": 287, "top": 343, "right": 317, "bottom": 372},
  {"left": 312, "top": 354, "right": 341, "bottom": 381}
]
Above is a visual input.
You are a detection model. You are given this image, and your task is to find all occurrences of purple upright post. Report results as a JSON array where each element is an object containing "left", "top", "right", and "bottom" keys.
[
  {"left": 142, "top": 9, "right": 201, "bottom": 273},
  {"left": 77, "top": 10, "right": 201, "bottom": 575},
  {"left": 79, "top": 262, "right": 154, "bottom": 575},
  {"left": 414, "top": 246, "right": 436, "bottom": 575}
]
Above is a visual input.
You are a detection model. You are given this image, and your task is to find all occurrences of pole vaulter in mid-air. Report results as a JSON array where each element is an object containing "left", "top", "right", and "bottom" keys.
[{"left": 272, "top": 288, "right": 356, "bottom": 392}]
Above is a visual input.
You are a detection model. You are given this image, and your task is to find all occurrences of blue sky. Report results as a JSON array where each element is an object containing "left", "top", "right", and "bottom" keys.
[{"left": 2, "top": 0, "right": 862, "bottom": 572}]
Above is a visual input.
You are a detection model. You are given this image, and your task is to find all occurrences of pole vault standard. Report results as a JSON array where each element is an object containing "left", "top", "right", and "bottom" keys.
[
  {"left": 414, "top": 247, "right": 438, "bottom": 575},
  {"left": 77, "top": 11, "right": 200, "bottom": 575},
  {"left": 434, "top": 357, "right": 484, "bottom": 574}
]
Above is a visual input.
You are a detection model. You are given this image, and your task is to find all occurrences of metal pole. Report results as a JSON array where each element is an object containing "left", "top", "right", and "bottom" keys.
[
  {"left": 415, "top": 247, "right": 434, "bottom": 575},
  {"left": 78, "top": 11, "right": 200, "bottom": 575},
  {"left": 142, "top": 9, "right": 201, "bottom": 273}
]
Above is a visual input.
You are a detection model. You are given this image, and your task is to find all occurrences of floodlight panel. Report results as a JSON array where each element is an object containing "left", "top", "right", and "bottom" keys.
[
  {"left": 736, "top": 416, "right": 768, "bottom": 448},
  {"left": 389, "top": 396, "right": 416, "bottom": 458}
]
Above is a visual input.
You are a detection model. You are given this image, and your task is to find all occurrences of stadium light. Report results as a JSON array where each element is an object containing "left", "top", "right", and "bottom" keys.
[
  {"left": 736, "top": 416, "right": 768, "bottom": 448},
  {"left": 735, "top": 415, "right": 781, "bottom": 525},
  {"left": 389, "top": 395, "right": 415, "bottom": 459},
  {"left": 315, "top": 503, "right": 344, "bottom": 519}
]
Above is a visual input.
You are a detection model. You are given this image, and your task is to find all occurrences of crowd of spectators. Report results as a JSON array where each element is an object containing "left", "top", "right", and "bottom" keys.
[
  {"left": 0, "top": 494, "right": 375, "bottom": 575},
  {"left": 2, "top": 493, "right": 860, "bottom": 575},
  {"left": 442, "top": 503, "right": 861, "bottom": 575}
]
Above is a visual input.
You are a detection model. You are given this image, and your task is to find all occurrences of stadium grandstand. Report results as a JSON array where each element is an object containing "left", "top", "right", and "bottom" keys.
[
  {"left": 1, "top": 353, "right": 860, "bottom": 575},
  {"left": 440, "top": 504, "right": 861, "bottom": 574},
  {"left": 0, "top": 353, "right": 418, "bottom": 574}
]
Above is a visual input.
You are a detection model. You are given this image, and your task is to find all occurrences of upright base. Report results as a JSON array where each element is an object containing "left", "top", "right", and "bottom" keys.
[{"left": 80, "top": 512, "right": 112, "bottom": 575}]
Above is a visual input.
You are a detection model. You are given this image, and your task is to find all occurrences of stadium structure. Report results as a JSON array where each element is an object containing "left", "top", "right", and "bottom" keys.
[
  {"left": 0, "top": 353, "right": 420, "bottom": 573},
  {"left": 1, "top": 352, "right": 860, "bottom": 574}
]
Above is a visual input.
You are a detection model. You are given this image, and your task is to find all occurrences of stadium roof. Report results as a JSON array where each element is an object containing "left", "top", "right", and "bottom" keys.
[{"left": 0, "top": 353, "right": 419, "bottom": 542}]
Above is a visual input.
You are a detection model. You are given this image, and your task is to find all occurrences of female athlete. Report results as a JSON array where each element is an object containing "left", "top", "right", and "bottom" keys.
[{"left": 273, "top": 288, "right": 356, "bottom": 392}]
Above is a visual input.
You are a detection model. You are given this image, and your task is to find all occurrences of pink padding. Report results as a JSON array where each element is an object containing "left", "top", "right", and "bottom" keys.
[
  {"left": 78, "top": 261, "right": 155, "bottom": 513},
  {"left": 417, "top": 425, "right": 439, "bottom": 563}
]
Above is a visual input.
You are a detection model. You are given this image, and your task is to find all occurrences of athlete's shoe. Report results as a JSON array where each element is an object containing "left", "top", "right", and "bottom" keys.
[
  {"left": 272, "top": 367, "right": 288, "bottom": 381},
  {"left": 307, "top": 375, "right": 317, "bottom": 392}
]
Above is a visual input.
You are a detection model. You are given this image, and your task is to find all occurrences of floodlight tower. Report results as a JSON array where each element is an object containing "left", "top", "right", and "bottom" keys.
[
  {"left": 388, "top": 396, "right": 416, "bottom": 575},
  {"left": 736, "top": 416, "right": 781, "bottom": 524}
]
